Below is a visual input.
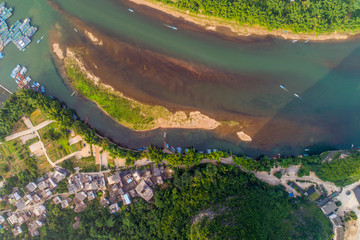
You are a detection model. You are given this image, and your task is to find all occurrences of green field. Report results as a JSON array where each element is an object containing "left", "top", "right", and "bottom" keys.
[
  {"left": 10, "top": 119, "right": 27, "bottom": 135},
  {"left": 30, "top": 109, "right": 48, "bottom": 126},
  {"left": 38, "top": 122, "right": 83, "bottom": 161},
  {"left": 62, "top": 155, "right": 99, "bottom": 173},
  {"left": 0, "top": 140, "right": 29, "bottom": 178},
  {"left": 309, "top": 192, "right": 320, "bottom": 201}
]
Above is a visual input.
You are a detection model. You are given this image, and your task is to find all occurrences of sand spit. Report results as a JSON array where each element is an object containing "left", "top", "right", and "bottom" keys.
[
  {"left": 52, "top": 43, "right": 64, "bottom": 59},
  {"left": 128, "top": 0, "right": 354, "bottom": 41},
  {"left": 157, "top": 111, "right": 220, "bottom": 130},
  {"left": 64, "top": 48, "right": 221, "bottom": 131},
  {"left": 237, "top": 131, "right": 252, "bottom": 142},
  {"left": 85, "top": 31, "right": 103, "bottom": 45}
]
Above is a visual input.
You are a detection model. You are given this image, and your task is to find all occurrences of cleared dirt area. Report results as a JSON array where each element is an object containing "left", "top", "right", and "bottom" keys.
[{"left": 344, "top": 220, "right": 358, "bottom": 240}]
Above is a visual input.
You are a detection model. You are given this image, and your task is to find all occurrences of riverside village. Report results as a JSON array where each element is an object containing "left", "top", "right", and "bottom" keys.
[{"left": 0, "top": 107, "right": 358, "bottom": 239}]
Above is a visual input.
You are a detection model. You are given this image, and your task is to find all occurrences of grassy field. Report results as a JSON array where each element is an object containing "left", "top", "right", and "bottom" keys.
[
  {"left": 30, "top": 109, "right": 48, "bottom": 126},
  {"left": 36, "top": 155, "right": 53, "bottom": 175},
  {"left": 10, "top": 119, "right": 27, "bottom": 134},
  {"left": 66, "top": 62, "right": 172, "bottom": 130},
  {"left": 63, "top": 155, "right": 99, "bottom": 172},
  {"left": 309, "top": 192, "right": 320, "bottom": 201},
  {"left": 0, "top": 140, "right": 29, "bottom": 178},
  {"left": 38, "top": 122, "right": 83, "bottom": 161}
]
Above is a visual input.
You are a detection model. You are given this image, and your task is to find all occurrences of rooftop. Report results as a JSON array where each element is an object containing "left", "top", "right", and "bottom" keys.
[
  {"left": 135, "top": 180, "right": 154, "bottom": 202},
  {"left": 321, "top": 201, "right": 337, "bottom": 216}
]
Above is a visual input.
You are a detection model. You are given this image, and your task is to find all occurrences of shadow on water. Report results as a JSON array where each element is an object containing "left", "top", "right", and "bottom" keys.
[{"left": 250, "top": 47, "right": 360, "bottom": 155}]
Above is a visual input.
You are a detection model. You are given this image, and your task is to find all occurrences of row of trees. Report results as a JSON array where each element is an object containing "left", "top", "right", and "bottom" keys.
[{"left": 157, "top": 0, "right": 360, "bottom": 34}]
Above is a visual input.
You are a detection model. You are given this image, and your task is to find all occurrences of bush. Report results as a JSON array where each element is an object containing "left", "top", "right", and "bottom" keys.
[{"left": 274, "top": 171, "right": 282, "bottom": 179}]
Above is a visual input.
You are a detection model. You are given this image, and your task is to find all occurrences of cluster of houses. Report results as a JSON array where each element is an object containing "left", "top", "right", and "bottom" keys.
[
  {"left": 0, "top": 168, "right": 67, "bottom": 237},
  {"left": 60, "top": 164, "right": 167, "bottom": 229},
  {"left": 288, "top": 182, "right": 344, "bottom": 240},
  {"left": 0, "top": 163, "right": 168, "bottom": 236}
]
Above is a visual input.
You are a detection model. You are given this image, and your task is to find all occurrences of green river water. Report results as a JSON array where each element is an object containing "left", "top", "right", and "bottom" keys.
[{"left": 1, "top": 0, "right": 360, "bottom": 155}]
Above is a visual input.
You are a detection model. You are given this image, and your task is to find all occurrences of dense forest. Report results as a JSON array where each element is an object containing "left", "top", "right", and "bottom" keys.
[
  {"left": 156, "top": 0, "right": 360, "bottom": 34},
  {"left": 0, "top": 165, "right": 333, "bottom": 239}
]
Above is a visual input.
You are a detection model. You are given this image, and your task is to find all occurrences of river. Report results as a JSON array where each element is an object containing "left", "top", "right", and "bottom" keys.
[{"left": 1, "top": 0, "right": 360, "bottom": 156}]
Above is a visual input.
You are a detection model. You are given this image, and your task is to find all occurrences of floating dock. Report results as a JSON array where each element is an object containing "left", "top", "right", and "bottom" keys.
[
  {"left": 0, "top": 2, "right": 37, "bottom": 51},
  {"left": 10, "top": 64, "right": 45, "bottom": 93}
]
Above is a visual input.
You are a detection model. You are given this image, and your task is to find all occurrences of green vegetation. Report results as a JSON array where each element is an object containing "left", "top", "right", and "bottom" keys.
[
  {"left": 7, "top": 165, "right": 331, "bottom": 240},
  {"left": 39, "top": 122, "right": 82, "bottom": 160},
  {"left": 311, "top": 151, "right": 360, "bottom": 187},
  {"left": 0, "top": 89, "right": 358, "bottom": 188},
  {"left": 345, "top": 210, "right": 358, "bottom": 221},
  {"left": 309, "top": 192, "right": 320, "bottom": 201},
  {"left": 298, "top": 165, "right": 311, "bottom": 177},
  {"left": 0, "top": 156, "right": 39, "bottom": 195},
  {"left": 10, "top": 119, "right": 27, "bottom": 134},
  {"left": 61, "top": 159, "right": 75, "bottom": 173},
  {"left": 0, "top": 140, "right": 30, "bottom": 178},
  {"left": 29, "top": 109, "right": 48, "bottom": 126},
  {"left": 156, "top": 0, "right": 360, "bottom": 34},
  {"left": 55, "top": 179, "right": 68, "bottom": 194},
  {"left": 66, "top": 63, "right": 172, "bottom": 130},
  {"left": 274, "top": 170, "right": 282, "bottom": 179}
]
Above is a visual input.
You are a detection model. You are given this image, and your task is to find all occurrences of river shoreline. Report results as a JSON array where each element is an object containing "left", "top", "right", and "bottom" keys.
[{"left": 126, "top": 0, "right": 358, "bottom": 41}]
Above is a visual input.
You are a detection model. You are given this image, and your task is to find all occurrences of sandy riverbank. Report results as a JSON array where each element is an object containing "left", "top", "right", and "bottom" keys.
[{"left": 128, "top": 0, "right": 355, "bottom": 41}]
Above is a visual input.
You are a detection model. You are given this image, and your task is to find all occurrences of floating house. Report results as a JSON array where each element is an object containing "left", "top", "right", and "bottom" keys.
[{"left": 0, "top": 3, "right": 37, "bottom": 51}]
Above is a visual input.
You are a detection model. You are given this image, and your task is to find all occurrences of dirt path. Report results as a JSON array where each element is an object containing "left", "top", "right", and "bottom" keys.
[
  {"left": 54, "top": 151, "right": 81, "bottom": 165},
  {"left": 4, "top": 120, "right": 54, "bottom": 141}
]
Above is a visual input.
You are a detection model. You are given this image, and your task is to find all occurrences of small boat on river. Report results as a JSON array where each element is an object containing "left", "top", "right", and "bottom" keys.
[
  {"left": 292, "top": 40, "right": 298, "bottom": 43},
  {"left": 37, "top": 36, "right": 43, "bottom": 44},
  {"left": 0, "top": 52, "right": 4, "bottom": 59},
  {"left": 305, "top": 39, "right": 310, "bottom": 43},
  {"left": 128, "top": 9, "right": 134, "bottom": 12},
  {"left": 164, "top": 24, "right": 177, "bottom": 30},
  {"left": 74, "top": 28, "right": 78, "bottom": 32}
]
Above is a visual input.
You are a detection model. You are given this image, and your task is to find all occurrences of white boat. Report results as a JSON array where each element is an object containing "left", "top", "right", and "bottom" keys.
[
  {"left": 74, "top": 28, "right": 78, "bottom": 32},
  {"left": 37, "top": 36, "right": 43, "bottom": 44},
  {"left": 25, "top": 76, "right": 32, "bottom": 83},
  {"left": 19, "top": 66, "right": 27, "bottom": 75},
  {"left": 294, "top": 93, "right": 302, "bottom": 100},
  {"left": 10, "top": 65, "right": 21, "bottom": 78},
  {"left": 128, "top": 8, "right": 134, "bottom": 12},
  {"left": 292, "top": 40, "right": 298, "bottom": 43},
  {"left": 164, "top": 24, "right": 177, "bottom": 30}
]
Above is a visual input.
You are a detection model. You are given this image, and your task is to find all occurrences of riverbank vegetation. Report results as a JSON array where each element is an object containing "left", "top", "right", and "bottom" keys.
[
  {"left": 155, "top": 0, "right": 360, "bottom": 34},
  {"left": 0, "top": 90, "right": 358, "bottom": 188},
  {"left": 2, "top": 165, "right": 329, "bottom": 239},
  {"left": 66, "top": 63, "right": 169, "bottom": 130}
]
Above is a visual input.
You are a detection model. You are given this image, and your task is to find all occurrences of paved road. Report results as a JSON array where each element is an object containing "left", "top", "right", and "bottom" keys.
[{"left": 4, "top": 120, "right": 54, "bottom": 141}]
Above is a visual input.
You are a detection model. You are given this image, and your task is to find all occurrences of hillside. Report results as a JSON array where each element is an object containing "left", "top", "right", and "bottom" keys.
[{"left": 0, "top": 165, "right": 332, "bottom": 239}]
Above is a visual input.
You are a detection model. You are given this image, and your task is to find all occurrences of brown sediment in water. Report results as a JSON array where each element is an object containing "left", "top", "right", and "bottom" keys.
[
  {"left": 48, "top": 2, "right": 260, "bottom": 141},
  {"left": 48, "top": 0, "right": 336, "bottom": 150},
  {"left": 65, "top": 47, "right": 222, "bottom": 131},
  {"left": 124, "top": 0, "right": 357, "bottom": 41}
]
